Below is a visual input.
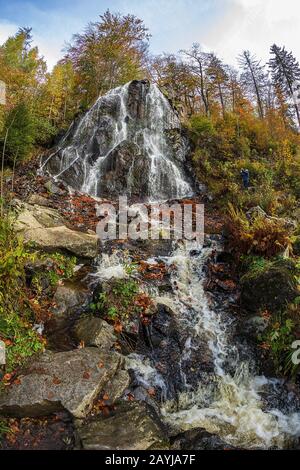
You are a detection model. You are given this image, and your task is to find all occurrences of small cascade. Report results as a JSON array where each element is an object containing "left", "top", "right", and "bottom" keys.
[
  {"left": 42, "top": 80, "right": 193, "bottom": 201},
  {"left": 123, "top": 240, "right": 300, "bottom": 449},
  {"left": 159, "top": 241, "right": 300, "bottom": 448}
]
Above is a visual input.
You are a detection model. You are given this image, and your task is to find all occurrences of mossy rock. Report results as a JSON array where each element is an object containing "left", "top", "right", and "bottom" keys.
[{"left": 240, "top": 259, "right": 298, "bottom": 313}]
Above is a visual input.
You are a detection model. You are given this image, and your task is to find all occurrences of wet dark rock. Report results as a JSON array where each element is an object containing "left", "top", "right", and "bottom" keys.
[
  {"left": 171, "top": 428, "right": 238, "bottom": 450},
  {"left": 240, "top": 259, "right": 298, "bottom": 313},
  {"left": 127, "top": 79, "right": 151, "bottom": 120},
  {"left": 75, "top": 401, "right": 168, "bottom": 450},
  {"left": 99, "top": 140, "right": 150, "bottom": 198},
  {"left": 25, "top": 258, "right": 57, "bottom": 292},
  {"left": 0, "top": 412, "right": 75, "bottom": 450},
  {"left": 137, "top": 304, "right": 184, "bottom": 398},
  {"left": 243, "top": 316, "right": 269, "bottom": 338},
  {"left": 216, "top": 251, "right": 234, "bottom": 264},
  {"left": 46, "top": 279, "right": 92, "bottom": 351}
]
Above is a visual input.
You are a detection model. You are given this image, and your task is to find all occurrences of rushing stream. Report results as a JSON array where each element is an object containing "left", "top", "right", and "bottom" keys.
[{"left": 98, "top": 240, "right": 300, "bottom": 449}]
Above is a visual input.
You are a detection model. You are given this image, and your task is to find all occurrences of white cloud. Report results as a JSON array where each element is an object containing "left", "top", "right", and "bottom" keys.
[
  {"left": 204, "top": 0, "right": 300, "bottom": 66},
  {"left": 0, "top": 20, "right": 19, "bottom": 44}
]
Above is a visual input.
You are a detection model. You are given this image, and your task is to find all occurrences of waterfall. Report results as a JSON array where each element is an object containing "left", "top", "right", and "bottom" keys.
[{"left": 42, "top": 80, "right": 193, "bottom": 201}]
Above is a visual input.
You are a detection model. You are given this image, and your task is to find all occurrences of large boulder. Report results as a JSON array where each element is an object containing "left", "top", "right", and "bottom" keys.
[
  {"left": 99, "top": 140, "right": 150, "bottom": 198},
  {"left": 240, "top": 259, "right": 298, "bottom": 313},
  {"left": 76, "top": 401, "right": 168, "bottom": 450},
  {"left": 0, "top": 348, "right": 125, "bottom": 418},
  {"left": 14, "top": 201, "right": 65, "bottom": 231},
  {"left": 13, "top": 199, "right": 98, "bottom": 258},
  {"left": 23, "top": 226, "right": 98, "bottom": 258}
]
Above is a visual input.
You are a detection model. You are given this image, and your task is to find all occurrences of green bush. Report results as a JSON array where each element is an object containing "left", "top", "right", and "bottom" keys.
[
  {"left": 0, "top": 213, "right": 44, "bottom": 376},
  {"left": 90, "top": 278, "right": 153, "bottom": 322}
]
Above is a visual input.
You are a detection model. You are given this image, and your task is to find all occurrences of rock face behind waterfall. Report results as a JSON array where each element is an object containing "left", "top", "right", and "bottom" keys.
[{"left": 42, "top": 80, "right": 193, "bottom": 200}]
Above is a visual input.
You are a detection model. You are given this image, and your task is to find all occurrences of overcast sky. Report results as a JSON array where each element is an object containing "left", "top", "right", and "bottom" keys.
[{"left": 0, "top": 0, "right": 299, "bottom": 70}]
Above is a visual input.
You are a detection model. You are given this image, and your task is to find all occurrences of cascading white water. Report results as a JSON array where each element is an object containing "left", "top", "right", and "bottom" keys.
[
  {"left": 160, "top": 241, "right": 300, "bottom": 449},
  {"left": 81, "top": 84, "right": 130, "bottom": 196},
  {"left": 136, "top": 84, "right": 192, "bottom": 201},
  {"left": 42, "top": 81, "right": 193, "bottom": 201},
  {"left": 125, "top": 240, "right": 300, "bottom": 449}
]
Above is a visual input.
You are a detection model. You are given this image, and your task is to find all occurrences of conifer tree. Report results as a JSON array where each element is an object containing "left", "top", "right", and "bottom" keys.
[{"left": 269, "top": 44, "right": 300, "bottom": 127}]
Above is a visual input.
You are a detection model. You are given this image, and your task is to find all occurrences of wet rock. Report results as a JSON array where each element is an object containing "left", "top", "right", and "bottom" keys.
[
  {"left": 76, "top": 401, "right": 168, "bottom": 450},
  {"left": 74, "top": 317, "right": 116, "bottom": 350},
  {"left": 0, "top": 412, "right": 75, "bottom": 450},
  {"left": 25, "top": 257, "right": 57, "bottom": 292},
  {"left": 171, "top": 428, "right": 237, "bottom": 450},
  {"left": 127, "top": 79, "right": 151, "bottom": 120},
  {"left": 44, "top": 80, "right": 192, "bottom": 200},
  {"left": 0, "top": 348, "right": 124, "bottom": 418},
  {"left": 243, "top": 316, "right": 269, "bottom": 338},
  {"left": 99, "top": 140, "right": 150, "bottom": 198},
  {"left": 240, "top": 259, "right": 298, "bottom": 313},
  {"left": 135, "top": 303, "right": 184, "bottom": 398}
]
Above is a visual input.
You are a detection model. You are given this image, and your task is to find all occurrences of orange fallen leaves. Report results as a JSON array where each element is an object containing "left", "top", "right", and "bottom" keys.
[
  {"left": 114, "top": 322, "right": 123, "bottom": 333},
  {"left": 83, "top": 370, "right": 91, "bottom": 380},
  {"left": 52, "top": 376, "right": 62, "bottom": 385}
]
